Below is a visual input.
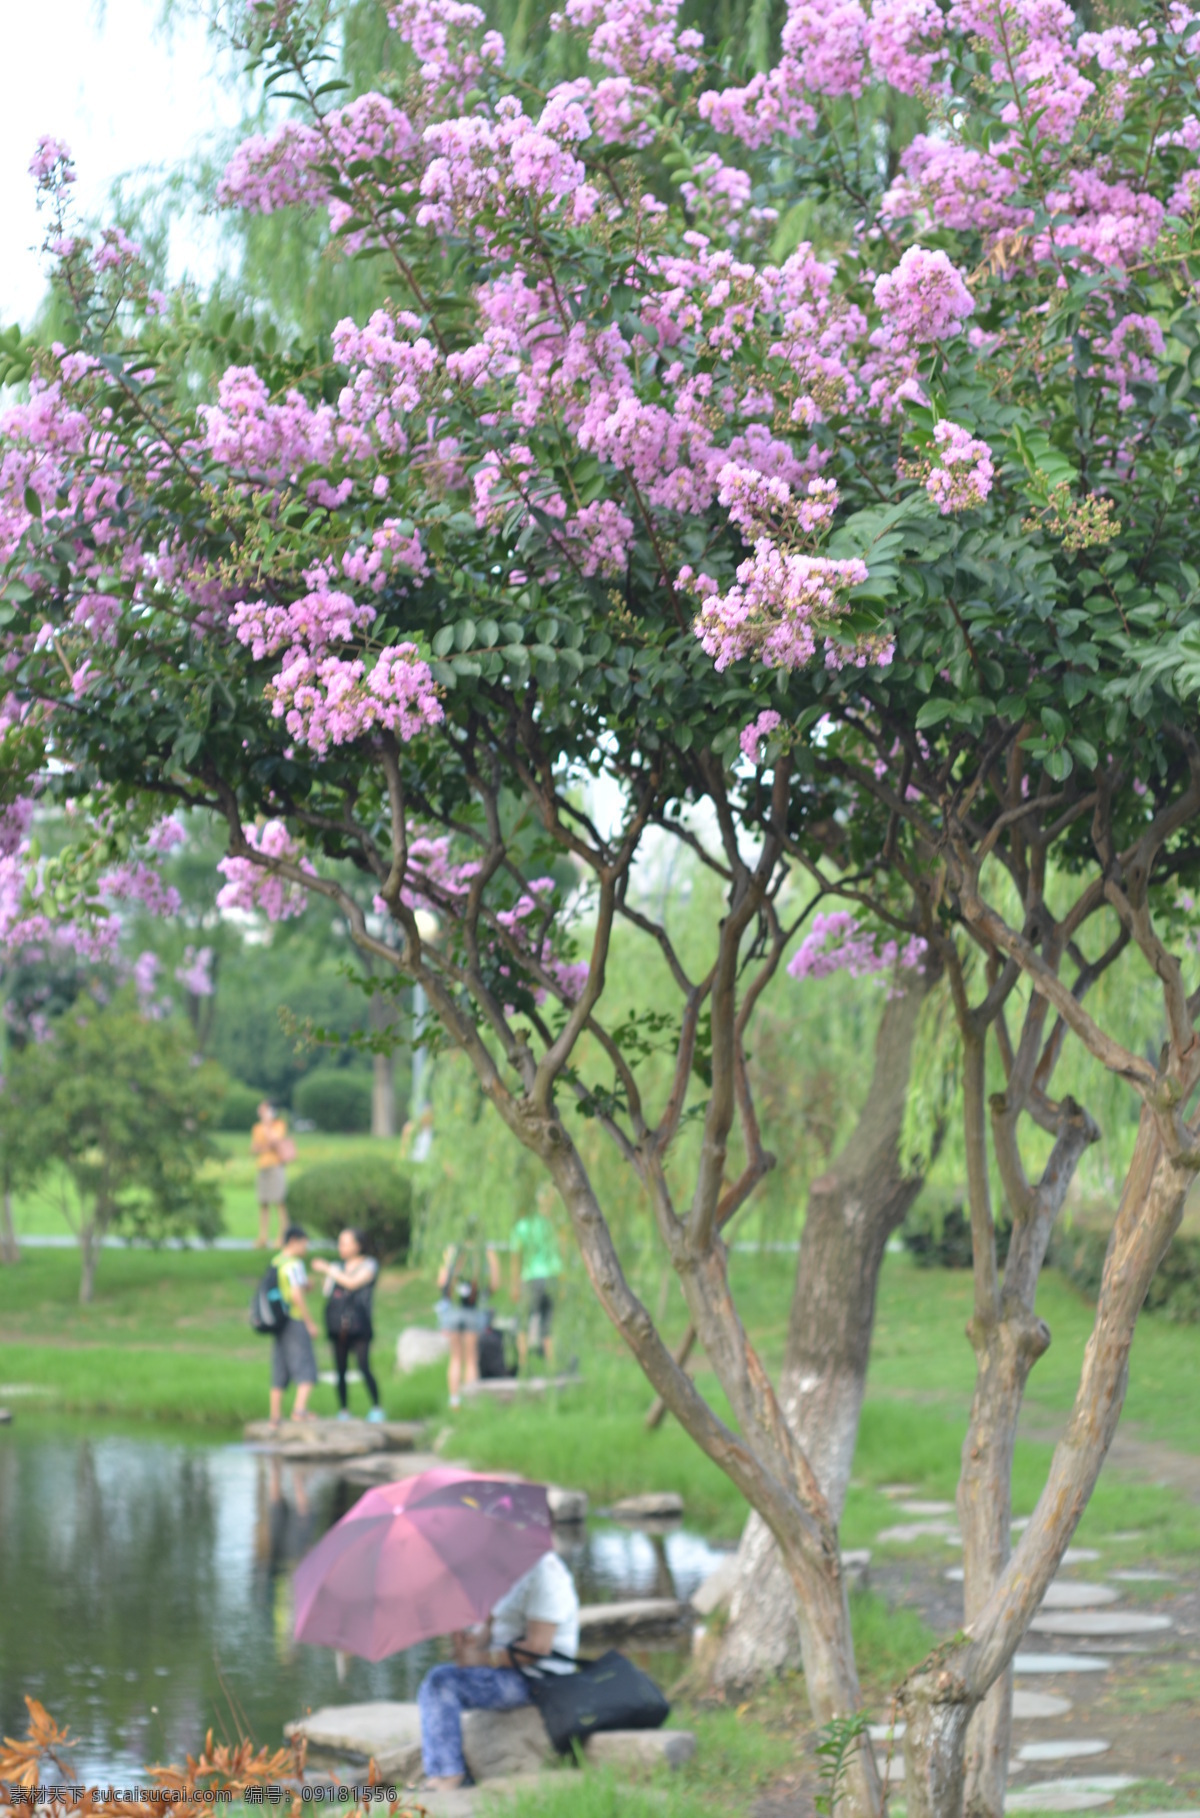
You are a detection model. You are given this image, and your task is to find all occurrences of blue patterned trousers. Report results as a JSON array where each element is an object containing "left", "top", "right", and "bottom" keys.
[{"left": 417, "top": 1664, "right": 531, "bottom": 1779}]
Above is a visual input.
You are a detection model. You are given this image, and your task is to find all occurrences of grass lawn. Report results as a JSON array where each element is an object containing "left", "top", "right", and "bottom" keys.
[
  {"left": 5, "top": 1234, "right": 1200, "bottom": 1816},
  {"left": 3, "top": 1230, "right": 1200, "bottom": 1551},
  {"left": 8, "top": 1132, "right": 387, "bottom": 1241}
]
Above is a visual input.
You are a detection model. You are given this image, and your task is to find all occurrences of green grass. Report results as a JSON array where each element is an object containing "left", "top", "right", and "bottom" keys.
[
  {"left": 6, "top": 1240, "right": 1200, "bottom": 1558},
  {"left": 8, "top": 1132, "right": 387, "bottom": 1240}
]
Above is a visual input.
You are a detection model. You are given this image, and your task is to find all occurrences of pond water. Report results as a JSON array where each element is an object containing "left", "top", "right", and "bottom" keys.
[{"left": 0, "top": 1421, "right": 729, "bottom": 1783}]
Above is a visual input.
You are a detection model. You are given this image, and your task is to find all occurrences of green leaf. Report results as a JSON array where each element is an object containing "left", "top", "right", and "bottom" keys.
[
  {"left": 23, "top": 486, "right": 41, "bottom": 520},
  {"left": 915, "top": 699, "right": 953, "bottom": 729},
  {"left": 453, "top": 617, "right": 477, "bottom": 652},
  {"left": 431, "top": 625, "right": 455, "bottom": 657}
]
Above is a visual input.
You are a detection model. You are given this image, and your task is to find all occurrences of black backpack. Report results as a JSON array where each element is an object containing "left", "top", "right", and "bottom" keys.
[
  {"left": 478, "top": 1317, "right": 518, "bottom": 1379},
  {"left": 250, "top": 1263, "right": 289, "bottom": 1336},
  {"left": 326, "top": 1279, "right": 374, "bottom": 1343}
]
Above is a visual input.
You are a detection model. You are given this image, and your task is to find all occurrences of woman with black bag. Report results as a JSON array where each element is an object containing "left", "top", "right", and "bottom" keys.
[{"left": 313, "top": 1227, "right": 383, "bottom": 1421}]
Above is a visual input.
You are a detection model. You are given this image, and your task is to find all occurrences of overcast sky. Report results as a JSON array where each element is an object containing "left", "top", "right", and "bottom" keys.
[{"left": 0, "top": 0, "right": 247, "bottom": 328}]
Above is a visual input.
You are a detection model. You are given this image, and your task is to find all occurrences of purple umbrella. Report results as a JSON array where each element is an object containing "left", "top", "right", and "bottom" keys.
[{"left": 293, "top": 1467, "right": 553, "bottom": 1660}]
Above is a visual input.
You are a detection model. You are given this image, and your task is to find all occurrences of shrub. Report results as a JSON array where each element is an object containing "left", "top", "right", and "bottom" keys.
[
  {"left": 288, "top": 1156, "right": 413, "bottom": 1262},
  {"left": 1050, "top": 1222, "right": 1200, "bottom": 1323},
  {"left": 217, "top": 1081, "right": 261, "bottom": 1132},
  {"left": 901, "top": 1201, "right": 1012, "bottom": 1270},
  {"left": 293, "top": 1067, "right": 373, "bottom": 1132}
]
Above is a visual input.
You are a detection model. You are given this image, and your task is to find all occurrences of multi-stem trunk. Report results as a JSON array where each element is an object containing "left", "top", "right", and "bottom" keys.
[
  {"left": 903, "top": 1111, "right": 1194, "bottom": 1818},
  {"left": 715, "top": 965, "right": 934, "bottom": 1687}
]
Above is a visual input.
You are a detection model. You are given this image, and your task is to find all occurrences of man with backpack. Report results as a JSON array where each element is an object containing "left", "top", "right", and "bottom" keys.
[{"left": 267, "top": 1224, "right": 320, "bottom": 1424}]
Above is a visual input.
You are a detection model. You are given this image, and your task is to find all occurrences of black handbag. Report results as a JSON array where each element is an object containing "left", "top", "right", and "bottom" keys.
[{"left": 510, "top": 1647, "right": 670, "bottom": 1754}]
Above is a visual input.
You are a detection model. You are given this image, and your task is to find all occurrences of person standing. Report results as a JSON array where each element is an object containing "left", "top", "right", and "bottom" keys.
[
  {"left": 313, "top": 1227, "right": 384, "bottom": 1422},
  {"left": 252, "top": 1101, "right": 294, "bottom": 1248},
  {"left": 417, "top": 1549, "right": 580, "bottom": 1791},
  {"left": 510, "top": 1188, "right": 563, "bottom": 1373},
  {"left": 436, "top": 1223, "right": 500, "bottom": 1409},
  {"left": 269, "top": 1224, "right": 319, "bottom": 1424}
]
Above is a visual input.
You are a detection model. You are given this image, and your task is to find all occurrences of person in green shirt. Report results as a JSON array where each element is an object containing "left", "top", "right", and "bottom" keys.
[{"left": 510, "top": 1187, "right": 563, "bottom": 1372}]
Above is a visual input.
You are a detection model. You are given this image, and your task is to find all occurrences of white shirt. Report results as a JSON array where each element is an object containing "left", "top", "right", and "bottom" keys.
[{"left": 491, "top": 1553, "right": 579, "bottom": 1673}]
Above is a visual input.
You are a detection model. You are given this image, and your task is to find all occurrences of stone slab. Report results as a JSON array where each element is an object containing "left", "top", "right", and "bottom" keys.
[
  {"left": 1028, "top": 1611, "right": 1173, "bottom": 1636},
  {"left": 1005, "top": 1791, "right": 1113, "bottom": 1811},
  {"left": 1110, "top": 1568, "right": 1173, "bottom": 1582},
  {"left": 1006, "top": 1777, "right": 1139, "bottom": 1809},
  {"left": 842, "top": 1548, "right": 871, "bottom": 1591},
  {"left": 461, "top": 1374, "right": 582, "bottom": 1402},
  {"left": 462, "top": 1706, "right": 552, "bottom": 1781},
  {"left": 1017, "top": 1741, "right": 1111, "bottom": 1764},
  {"left": 284, "top": 1700, "right": 421, "bottom": 1779},
  {"left": 416, "top": 1772, "right": 548, "bottom": 1818},
  {"left": 879, "top": 1483, "right": 918, "bottom": 1497},
  {"left": 1062, "top": 1549, "right": 1101, "bottom": 1565},
  {"left": 547, "top": 1484, "right": 588, "bottom": 1524},
  {"left": 877, "top": 1519, "right": 961, "bottom": 1544},
  {"left": 583, "top": 1729, "right": 696, "bottom": 1772},
  {"left": 578, "top": 1598, "right": 691, "bottom": 1639},
  {"left": 610, "top": 1491, "right": 684, "bottom": 1520},
  {"left": 245, "top": 1419, "right": 387, "bottom": 1458},
  {"left": 1039, "top": 1582, "right": 1119, "bottom": 1610},
  {"left": 896, "top": 1499, "right": 954, "bottom": 1516},
  {"left": 1014, "top": 1654, "right": 1111, "bottom": 1674},
  {"left": 336, "top": 1451, "right": 453, "bottom": 1485},
  {"left": 944, "top": 1571, "right": 1116, "bottom": 1610},
  {"left": 396, "top": 1327, "right": 450, "bottom": 1373},
  {"left": 0, "top": 1408, "right": 11, "bottom": 1425},
  {"left": 1013, "top": 1691, "right": 1073, "bottom": 1719}
]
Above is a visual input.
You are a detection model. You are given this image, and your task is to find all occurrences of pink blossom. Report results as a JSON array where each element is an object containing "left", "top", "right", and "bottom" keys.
[
  {"left": 924, "top": 420, "right": 995, "bottom": 514},
  {"left": 175, "top": 946, "right": 215, "bottom": 997},
  {"left": 30, "top": 135, "right": 75, "bottom": 186},
  {"left": 788, "top": 910, "right": 926, "bottom": 980},
  {"left": 740, "top": 709, "right": 783, "bottom": 761},
  {"left": 216, "top": 821, "right": 315, "bottom": 922},
  {"left": 873, "top": 246, "right": 975, "bottom": 344}
]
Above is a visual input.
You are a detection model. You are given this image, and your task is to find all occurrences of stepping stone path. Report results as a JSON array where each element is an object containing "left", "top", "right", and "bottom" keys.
[
  {"left": 1110, "top": 1568, "right": 1173, "bottom": 1582},
  {"left": 244, "top": 1418, "right": 425, "bottom": 1459},
  {"left": 1018, "top": 1741, "right": 1111, "bottom": 1763},
  {"left": 1014, "top": 1652, "right": 1111, "bottom": 1673},
  {"left": 610, "top": 1490, "right": 684, "bottom": 1519},
  {"left": 877, "top": 1518, "right": 962, "bottom": 1544},
  {"left": 1040, "top": 1582, "right": 1120, "bottom": 1609},
  {"left": 1028, "top": 1609, "right": 1174, "bottom": 1636}
]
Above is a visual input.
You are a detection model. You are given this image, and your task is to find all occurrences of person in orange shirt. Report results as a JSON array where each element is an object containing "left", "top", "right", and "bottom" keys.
[{"left": 251, "top": 1101, "right": 293, "bottom": 1248}]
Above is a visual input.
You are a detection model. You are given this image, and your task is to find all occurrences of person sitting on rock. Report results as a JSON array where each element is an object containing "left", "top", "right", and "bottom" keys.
[{"left": 417, "top": 1549, "right": 579, "bottom": 1791}]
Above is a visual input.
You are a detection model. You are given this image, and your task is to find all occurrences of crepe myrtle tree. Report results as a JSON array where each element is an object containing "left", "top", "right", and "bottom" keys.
[{"left": 6, "top": 0, "right": 1200, "bottom": 1811}]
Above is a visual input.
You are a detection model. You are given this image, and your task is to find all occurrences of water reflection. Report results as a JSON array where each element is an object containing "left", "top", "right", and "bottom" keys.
[{"left": 0, "top": 1424, "right": 730, "bottom": 1783}]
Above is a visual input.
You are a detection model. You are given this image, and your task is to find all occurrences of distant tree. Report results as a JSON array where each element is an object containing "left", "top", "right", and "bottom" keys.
[{"left": 0, "top": 996, "right": 225, "bottom": 1302}]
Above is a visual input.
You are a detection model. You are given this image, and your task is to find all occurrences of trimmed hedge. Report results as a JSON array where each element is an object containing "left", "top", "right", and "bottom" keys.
[
  {"left": 901, "top": 1201, "right": 1013, "bottom": 1269},
  {"left": 287, "top": 1156, "right": 413, "bottom": 1262},
  {"left": 217, "top": 1081, "right": 261, "bottom": 1132},
  {"left": 1050, "top": 1222, "right": 1200, "bottom": 1322},
  {"left": 293, "top": 1068, "right": 373, "bottom": 1132}
]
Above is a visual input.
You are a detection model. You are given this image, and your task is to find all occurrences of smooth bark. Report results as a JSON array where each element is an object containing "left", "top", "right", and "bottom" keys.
[
  {"left": 0, "top": 1187, "right": 17, "bottom": 1265},
  {"left": 902, "top": 1112, "right": 1195, "bottom": 1816},
  {"left": 714, "top": 963, "right": 935, "bottom": 1689},
  {"left": 79, "top": 1217, "right": 102, "bottom": 1304}
]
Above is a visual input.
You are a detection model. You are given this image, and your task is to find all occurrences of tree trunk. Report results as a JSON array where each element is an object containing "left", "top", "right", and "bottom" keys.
[
  {"left": 0, "top": 1186, "right": 17, "bottom": 1265},
  {"left": 714, "top": 964, "right": 936, "bottom": 1688},
  {"left": 372, "top": 1047, "right": 396, "bottom": 1138},
  {"left": 902, "top": 1111, "right": 1194, "bottom": 1817},
  {"left": 79, "top": 1217, "right": 102, "bottom": 1304}
]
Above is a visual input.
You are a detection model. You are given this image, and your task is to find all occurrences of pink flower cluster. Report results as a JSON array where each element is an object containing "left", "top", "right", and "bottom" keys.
[
  {"left": 924, "top": 420, "right": 995, "bottom": 514},
  {"left": 554, "top": 0, "right": 703, "bottom": 77},
  {"left": 687, "top": 549, "right": 869, "bottom": 671},
  {"left": 389, "top": 0, "right": 504, "bottom": 104},
  {"left": 1095, "top": 313, "right": 1165, "bottom": 407},
  {"left": 30, "top": 135, "right": 75, "bottom": 187},
  {"left": 740, "top": 709, "right": 783, "bottom": 761},
  {"left": 175, "top": 945, "right": 215, "bottom": 998},
  {"left": 216, "top": 821, "right": 315, "bottom": 922},
  {"left": 873, "top": 247, "right": 975, "bottom": 345},
  {"left": 867, "top": 0, "right": 947, "bottom": 94},
  {"left": 267, "top": 642, "right": 444, "bottom": 757},
  {"left": 787, "top": 910, "right": 926, "bottom": 980}
]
